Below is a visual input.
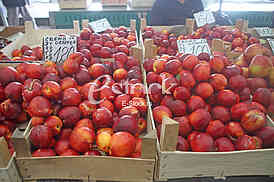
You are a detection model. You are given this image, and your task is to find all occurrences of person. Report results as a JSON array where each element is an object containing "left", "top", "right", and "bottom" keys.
[
  {"left": 2, "top": 0, "right": 36, "bottom": 26},
  {"left": 150, "top": 0, "right": 204, "bottom": 26}
]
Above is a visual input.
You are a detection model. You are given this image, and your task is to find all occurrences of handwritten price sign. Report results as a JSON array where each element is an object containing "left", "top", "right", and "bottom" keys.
[
  {"left": 43, "top": 35, "right": 77, "bottom": 63},
  {"left": 194, "top": 11, "right": 215, "bottom": 27},
  {"left": 177, "top": 39, "right": 211, "bottom": 56},
  {"left": 255, "top": 27, "right": 274, "bottom": 37},
  {"left": 89, "top": 18, "right": 112, "bottom": 33},
  {"left": 267, "top": 38, "right": 274, "bottom": 54}
]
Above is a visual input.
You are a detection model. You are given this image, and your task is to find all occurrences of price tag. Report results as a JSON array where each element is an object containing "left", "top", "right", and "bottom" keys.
[
  {"left": 177, "top": 39, "right": 211, "bottom": 56},
  {"left": 267, "top": 38, "right": 274, "bottom": 54},
  {"left": 89, "top": 18, "right": 112, "bottom": 33},
  {"left": 255, "top": 27, "right": 274, "bottom": 37},
  {"left": 43, "top": 35, "right": 77, "bottom": 63},
  {"left": 194, "top": 11, "right": 215, "bottom": 27}
]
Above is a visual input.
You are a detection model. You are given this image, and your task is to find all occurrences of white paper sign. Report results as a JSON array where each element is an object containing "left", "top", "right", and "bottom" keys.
[
  {"left": 255, "top": 27, "right": 274, "bottom": 37},
  {"left": 267, "top": 38, "right": 274, "bottom": 54},
  {"left": 43, "top": 35, "right": 77, "bottom": 63},
  {"left": 194, "top": 11, "right": 215, "bottom": 27},
  {"left": 89, "top": 18, "right": 112, "bottom": 33},
  {"left": 177, "top": 39, "right": 211, "bottom": 56}
]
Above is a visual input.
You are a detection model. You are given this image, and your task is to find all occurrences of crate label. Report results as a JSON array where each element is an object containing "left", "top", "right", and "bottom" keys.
[
  {"left": 255, "top": 27, "right": 274, "bottom": 37},
  {"left": 267, "top": 38, "right": 274, "bottom": 54},
  {"left": 89, "top": 18, "right": 112, "bottom": 33},
  {"left": 43, "top": 35, "right": 77, "bottom": 63},
  {"left": 194, "top": 11, "right": 215, "bottom": 27},
  {"left": 177, "top": 39, "right": 211, "bottom": 56}
]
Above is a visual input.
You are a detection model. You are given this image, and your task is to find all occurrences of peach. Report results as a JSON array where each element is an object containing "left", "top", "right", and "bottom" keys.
[
  {"left": 217, "top": 90, "right": 239, "bottom": 107},
  {"left": 211, "top": 106, "right": 230, "bottom": 123},
  {"left": 179, "top": 70, "right": 196, "bottom": 89},
  {"left": 253, "top": 88, "right": 271, "bottom": 107},
  {"left": 0, "top": 67, "right": 18, "bottom": 85},
  {"left": 247, "top": 78, "right": 267, "bottom": 92},
  {"left": 79, "top": 100, "right": 97, "bottom": 117},
  {"left": 215, "top": 137, "right": 235, "bottom": 152},
  {"left": 241, "top": 110, "right": 266, "bottom": 132},
  {"left": 177, "top": 136, "right": 190, "bottom": 151},
  {"left": 30, "top": 125, "right": 53, "bottom": 148},
  {"left": 99, "top": 99, "right": 114, "bottom": 113},
  {"left": 41, "top": 81, "right": 61, "bottom": 100},
  {"left": 88, "top": 63, "right": 106, "bottom": 79},
  {"left": 63, "top": 57, "right": 80, "bottom": 75},
  {"left": 195, "top": 82, "right": 214, "bottom": 99},
  {"left": 62, "top": 88, "right": 82, "bottom": 106},
  {"left": 129, "top": 83, "right": 145, "bottom": 98},
  {"left": 152, "top": 105, "right": 172, "bottom": 124},
  {"left": 198, "top": 52, "right": 210, "bottom": 62},
  {"left": 246, "top": 101, "right": 266, "bottom": 113},
  {"left": 28, "top": 96, "right": 52, "bottom": 117},
  {"left": 189, "top": 109, "right": 211, "bottom": 131},
  {"left": 114, "top": 94, "right": 131, "bottom": 110},
  {"left": 75, "top": 118, "right": 94, "bottom": 130},
  {"left": 144, "top": 59, "right": 154, "bottom": 72},
  {"left": 44, "top": 116, "right": 63, "bottom": 136},
  {"left": 210, "top": 56, "right": 224, "bottom": 73},
  {"left": 32, "top": 149, "right": 56, "bottom": 157},
  {"left": 239, "top": 87, "right": 251, "bottom": 101},
  {"left": 42, "top": 73, "right": 60, "bottom": 84},
  {"left": 75, "top": 68, "right": 91, "bottom": 86},
  {"left": 146, "top": 72, "right": 160, "bottom": 85},
  {"left": 249, "top": 55, "right": 273, "bottom": 78},
  {"left": 223, "top": 65, "right": 241, "bottom": 78},
  {"left": 255, "top": 127, "right": 274, "bottom": 148},
  {"left": 244, "top": 43, "right": 265, "bottom": 64},
  {"left": 229, "top": 75, "right": 247, "bottom": 91},
  {"left": 4, "top": 82, "right": 23, "bottom": 102},
  {"left": 187, "top": 96, "right": 206, "bottom": 113},
  {"left": 253, "top": 136, "right": 263, "bottom": 149},
  {"left": 182, "top": 55, "right": 199, "bottom": 71},
  {"left": 235, "top": 135, "right": 257, "bottom": 150},
  {"left": 96, "top": 131, "right": 112, "bottom": 153},
  {"left": 55, "top": 140, "right": 70, "bottom": 155},
  {"left": 109, "top": 132, "right": 136, "bottom": 157},
  {"left": 113, "top": 68, "right": 128, "bottom": 82},
  {"left": 209, "top": 74, "right": 227, "bottom": 91},
  {"left": 231, "top": 102, "right": 249, "bottom": 120},
  {"left": 206, "top": 120, "right": 226, "bottom": 139},
  {"left": 113, "top": 115, "right": 138, "bottom": 135},
  {"left": 190, "top": 133, "right": 215, "bottom": 152},
  {"left": 165, "top": 59, "right": 182, "bottom": 75},
  {"left": 137, "top": 117, "right": 147, "bottom": 134},
  {"left": 153, "top": 59, "right": 166, "bottom": 73},
  {"left": 130, "top": 97, "right": 147, "bottom": 114},
  {"left": 119, "top": 106, "right": 140, "bottom": 118},
  {"left": 193, "top": 62, "right": 211, "bottom": 82},
  {"left": 58, "top": 128, "right": 72, "bottom": 140},
  {"left": 149, "top": 83, "right": 163, "bottom": 104},
  {"left": 169, "top": 100, "right": 187, "bottom": 117},
  {"left": 226, "top": 121, "right": 244, "bottom": 139},
  {"left": 173, "top": 86, "right": 191, "bottom": 101},
  {"left": 70, "top": 126, "right": 95, "bottom": 153},
  {"left": 31, "top": 117, "right": 45, "bottom": 126},
  {"left": 93, "top": 107, "right": 113, "bottom": 128},
  {"left": 174, "top": 116, "right": 192, "bottom": 137},
  {"left": 58, "top": 106, "right": 81, "bottom": 128}
]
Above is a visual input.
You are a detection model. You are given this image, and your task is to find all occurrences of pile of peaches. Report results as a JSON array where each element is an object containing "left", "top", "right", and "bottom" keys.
[
  {"left": 0, "top": 26, "right": 147, "bottom": 158},
  {"left": 142, "top": 25, "right": 261, "bottom": 56},
  {"left": 144, "top": 48, "right": 274, "bottom": 152}
]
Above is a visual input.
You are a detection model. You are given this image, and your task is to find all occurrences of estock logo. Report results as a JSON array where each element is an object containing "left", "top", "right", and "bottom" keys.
[{"left": 88, "top": 74, "right": 178, "bottom": 106}]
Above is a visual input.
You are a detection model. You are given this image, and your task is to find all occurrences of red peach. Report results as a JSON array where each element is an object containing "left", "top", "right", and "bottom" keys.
[
  {"left": 96, "top": 131, "right": 112, "bottom": 153},
  {"left": 59, "top": 128, "right": 72, "bottom": 140},
  {"left": 55, "top": 140, "right": 70, "bottom": 155},
  {"left": 241, "top": 110, "right": 266, "bottom": 132},
  {"left": 58, "top": 106, "right": 81, "bottom": 128},
  {"left": 253, "top": 88, "right": 271, "bottom": 107},
  {"left": 28, "top": 96, "right": 52, "bottom": 117},
  {"left": 173, "top": 86, "right": 191, "bottom": 101},
  {"left": 190, "top": 133, "right": 215, "bottom": 152},
  {"left": 255, "top": 126, "right": 274, "bottom": 148},
  {"left": 210, "top": 74, "right": 228, "bottom": 91},
  {"left": 226, "top": 121, "right": 244, "bottom": 139},
  {"left": 99, "top": 99, "right": 114, "bottom": 113},
  {"left": 119, "top": 106, "right": 140, "bottom": 118},
  {"left": 42, "top": 81, "right": 61, "bottom": 100},
  {"left": 177, "top": 136, "right": 190, "bottom": 151},
  {"left": 210, "top": 56, "right": 224, "bottom": 73},
  {"left": 231, "top": 102, "right": 249, "bottom": 120},
  {"left": 44, "top": 116, "right": 63, "bottom": 136},
  {"left": 193, "top": 62, "right": 211, "bottom": 82},
  {"left": 93, "top": 107, "right": 113, "bottom": 128},
  {"left": 109, "top": 132, "right": 136, "bottom": 157},
  {"left": 31, "top": 117, "right": 45, "bottom": 126},
  {"left": 79, "top": 100, "right": 97, "bottom": 117},
  {"left": 174, "top": 116, "right": 192, "bottom": 137},
  {"left": 189, "top": 109, "right": 211, "bottom": 131},
  {"left": 235, "top": 135, "right": 257, "bottom": 150},
  {"left": 229, "top": 75, "right": 247, "bottom": 91},
  {"left": 152, "top": 105, "right": 172, "bottom": 124},
  {"left": 179, "top": 70, "right": 196, "bottom": 89},
  {"left": 187, "top": 96, "right": 206, "bottom": 113},
  {"left": 211, "top": 106, "right": 230, "bottom": 123},
  {"left": 153, "top": 59, "right": 166, "bottom": 73},
  {"left": 165, "top": 59, "right": 182, "bottom": 75},
  {"left": 130, "top": 97, "right": 147, "bottom": 114},
  {"left": 215, "top": 137, "right": 235, "bottom": 152},
  {"left": 88, "top": 63, "right": 106, "bottom": 79},
  {"left": 114, "top": 94, "right": 131, "bottom": 110},
  {"left": 30, "top": 125, "right": 53, "bottom": 148},
  {"left": 169, "top": 100, "right": 187, "bottom": 117},
  {"left": 60, "top": 77, "right": 78, "bottom": 90},
  {"left": 217, "top": 90, "right": 239, "bottom": 107},
  {"left": 70, "top": 126, "right": 95, "bottom": 153},
  {"left": 75, "top": 118, "right": 94, "bottom": 130},
  {"left": 195, "top": 82, "right": 214, "bottom": 99},
  {"left": 206, "top": 120, "right": 226, "bottom": 139},
  {"left": 182, "top": 55, "right": 199, "bottom": 71},
  {"left": 4, "top": 82, "right": 23, "bottom": 102},
  {"left": 62, "top": 88, "right": 81, "bottom": 106}
]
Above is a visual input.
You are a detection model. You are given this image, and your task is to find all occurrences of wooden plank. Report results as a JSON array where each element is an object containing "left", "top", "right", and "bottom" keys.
[
  {"left": 235, "top": 19, "right": 249, "bottom": 32},
  {"left": 11, "top": 129, "right": 32, "bottom": 158},
  {"left": 0, "top": 137, "right": 11, "bottom": 168},
  {"left": 158, "top": 149, "right": 274, "bottom": 179},
  {"left": 142, "top": 131, "right": 157, "bottom": 159},
  {"left": 16, "top": 156, "right": 154, "bottom": 182},
  {"left": 160, "top": 117, "right": 179, "bottom": 152},
  {"left": 0, "top": 153, "right": 22, "bottom": 182}
]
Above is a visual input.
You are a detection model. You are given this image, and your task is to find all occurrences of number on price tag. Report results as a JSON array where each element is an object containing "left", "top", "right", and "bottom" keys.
[
  {"left": 43, "top": 35, "right": 77, "bottom": 64},
  {"left": 267, "top": 38, "right": 274, "bottom": 54},
  {"left": 177, "top": 39, "right": 211, "bottom": 56},
  {"left": 194, "top": 11, "right": 215, "bottom": 27},
  {"left": 89, "top": 18, "right": 112, "bottom": 33},
  {"left": 255, "top": 27, "right": 274, "bottom": 37}
]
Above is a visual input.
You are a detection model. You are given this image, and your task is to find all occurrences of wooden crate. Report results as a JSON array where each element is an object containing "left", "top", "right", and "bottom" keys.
[
  {"left": 10, "top": 42, "right": 157, "bottom": 182},
  {"left": 0, "top": 137, "right": 22, "bottom": 182},
  {"left": 101, "top": 0, "right": 127, "bottom": 7},
  {"left": 58, "top": 0, "right": 87, "bottom": 9},
  {"left": 1, "top": 20, "right": 80, "bottom": 59},
  {"left": 130, "top": 0, "right": 155, "bottom": 8}
]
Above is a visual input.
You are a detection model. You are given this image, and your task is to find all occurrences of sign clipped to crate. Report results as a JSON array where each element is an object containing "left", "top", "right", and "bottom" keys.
[
  {"left": 89, "top": 18, "right": 112, "bottom": 33},
  {"left": 177, "top": 39, "right": 211, "bottom": 56},
  {"left": 194, "top": 10, "right": 215, "bottom": 27},
  {"left": 43, "top": 35, "right": 77, "bottom": 63}
]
